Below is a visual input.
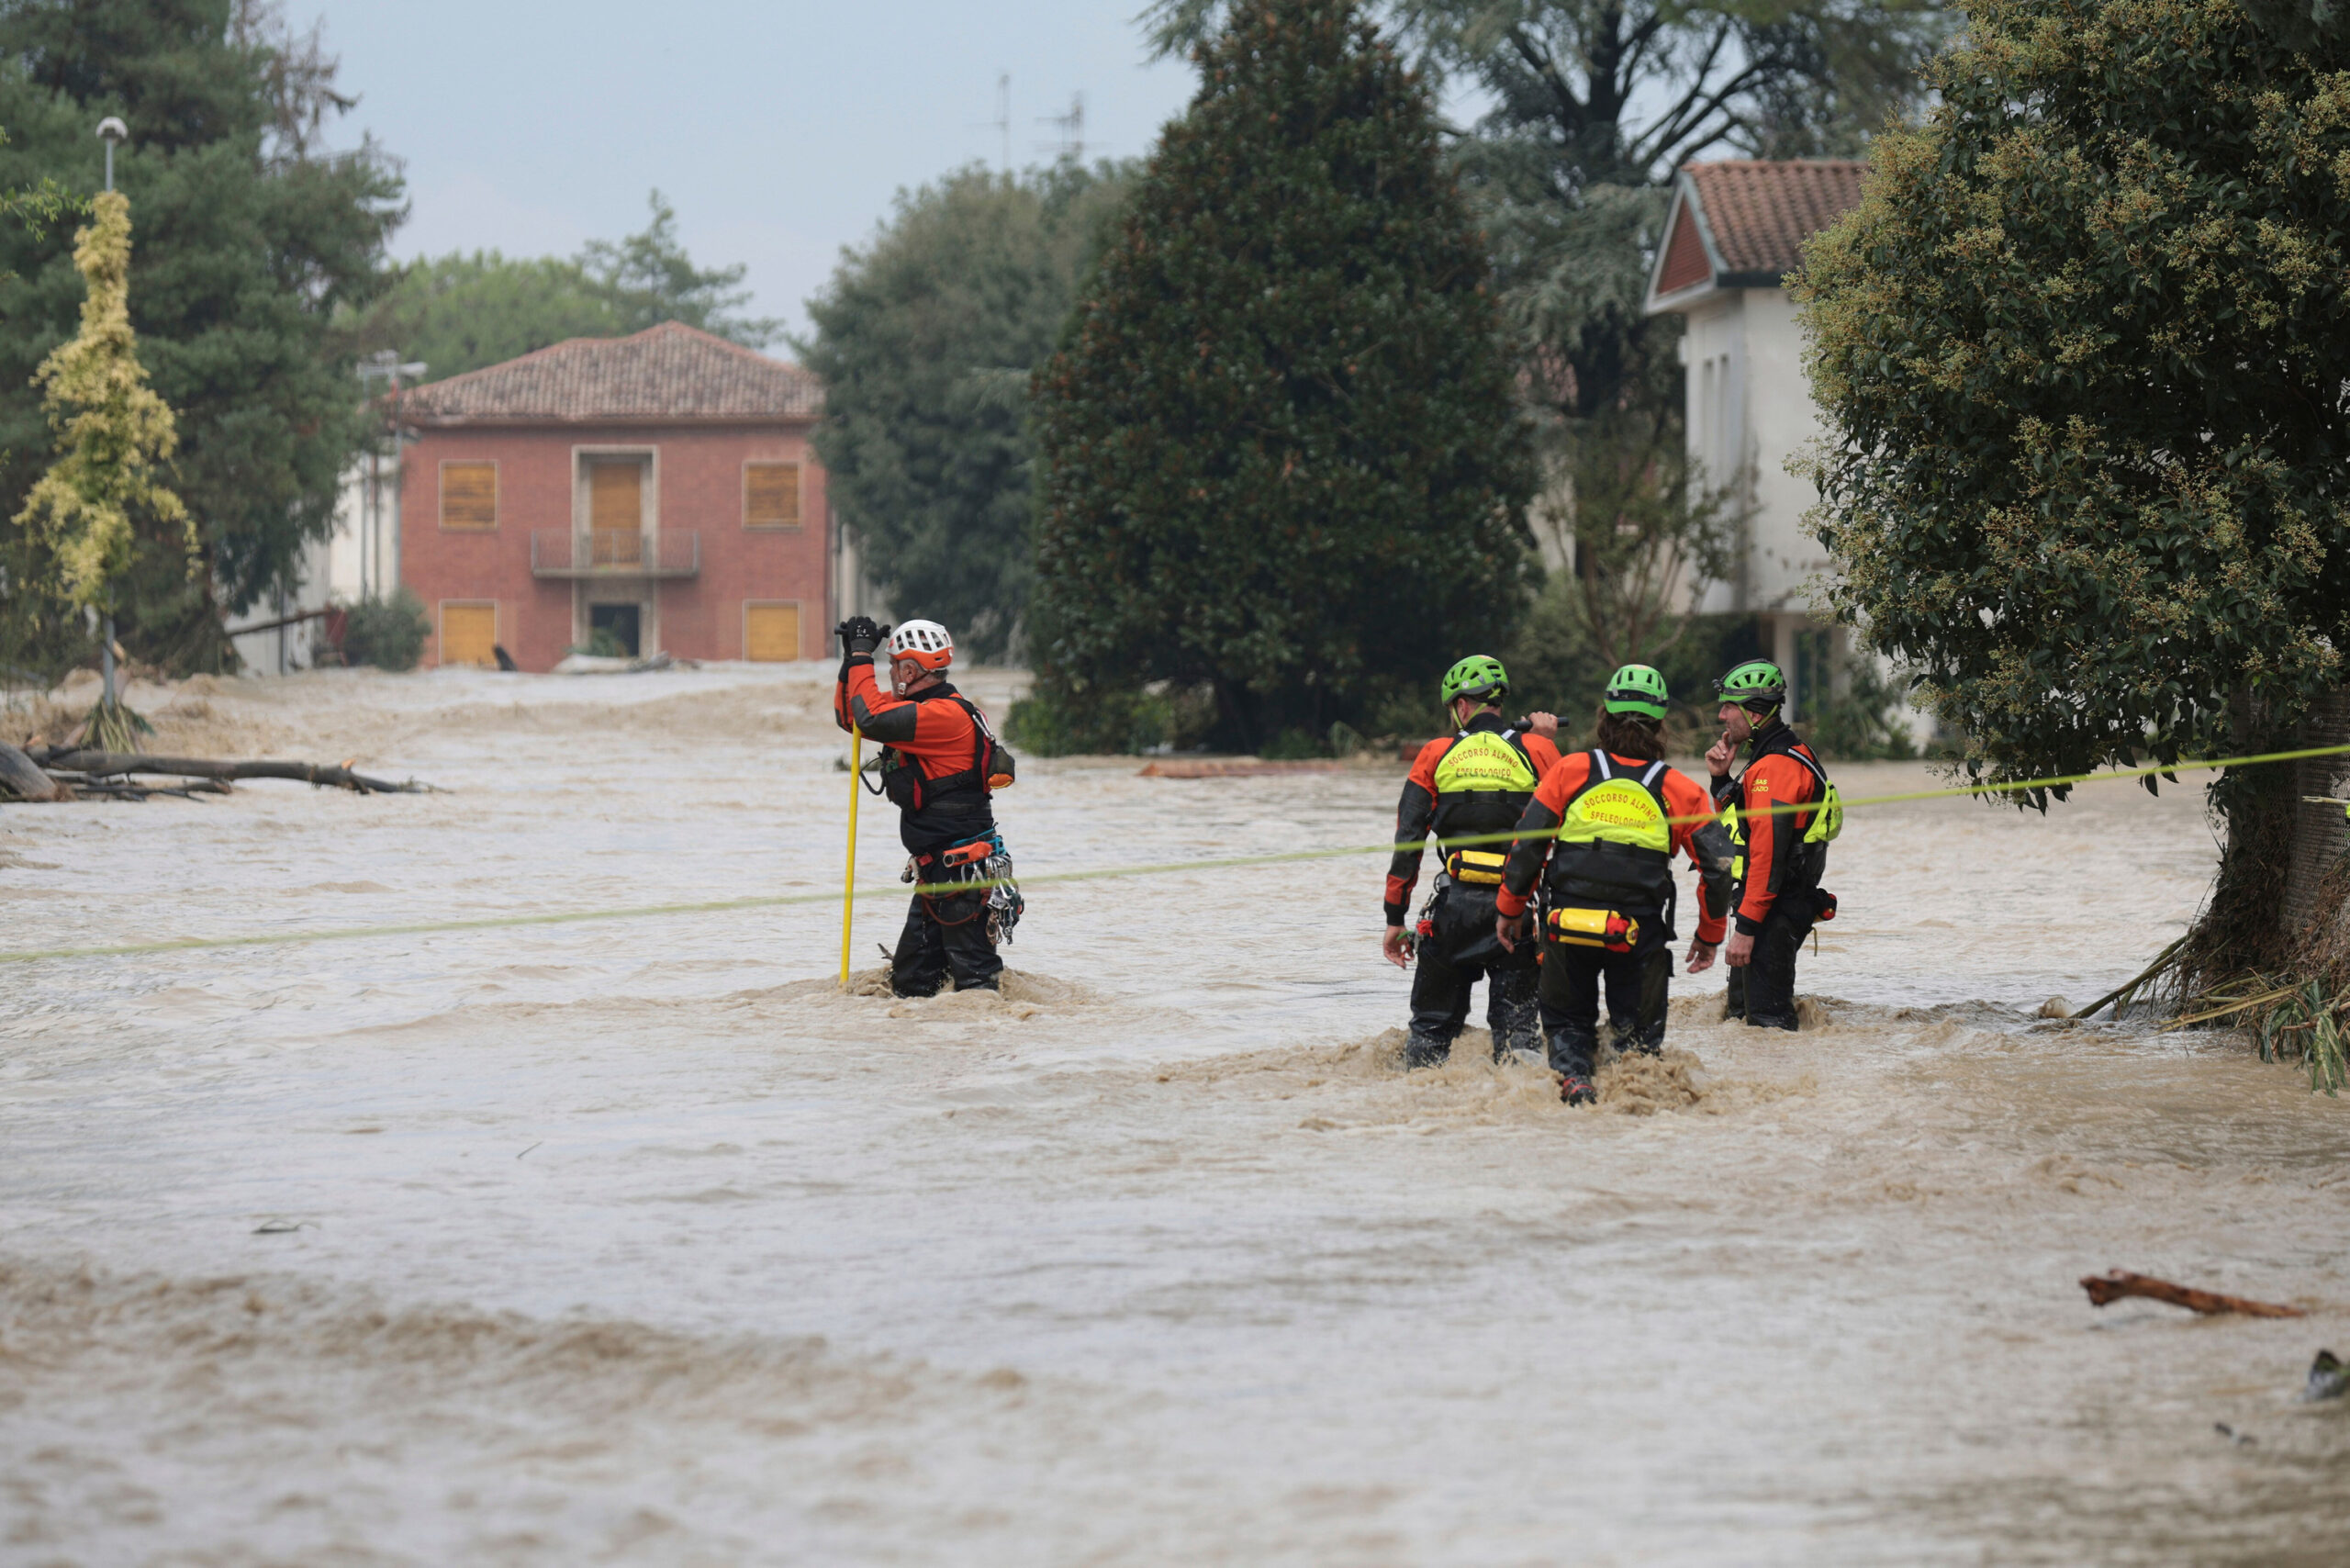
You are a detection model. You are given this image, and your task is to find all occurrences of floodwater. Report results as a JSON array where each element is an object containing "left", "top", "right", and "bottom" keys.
[{"left": 1, "top": 665, "right": 2344, "bottom": 1566}]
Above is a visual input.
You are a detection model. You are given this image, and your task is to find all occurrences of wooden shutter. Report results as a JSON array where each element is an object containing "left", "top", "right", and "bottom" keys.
[
  {"left": 589, "top": 462, "right": 643, "bottom": 565},
  {"left": 744, "top": 602, "right": 800, "bottom": 662},
  {"left": 441, "top": 462, "right": 498, "bottom": 529},
  {"left": 744, "top": 462, "right": 800, "bottom": 528},
  {"left": 441, "top": 603, "right": 497, "bottom": 666}
]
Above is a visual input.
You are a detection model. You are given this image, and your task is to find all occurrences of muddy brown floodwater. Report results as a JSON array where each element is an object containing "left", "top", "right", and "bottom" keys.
[{"left": 1, "top": 665, "right": 2344, "bottom": 1566}]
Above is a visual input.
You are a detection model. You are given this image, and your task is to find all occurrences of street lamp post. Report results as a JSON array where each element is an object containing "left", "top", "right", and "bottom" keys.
[{"left": 356, "top": 351, "right": 427, "bottom": 605}]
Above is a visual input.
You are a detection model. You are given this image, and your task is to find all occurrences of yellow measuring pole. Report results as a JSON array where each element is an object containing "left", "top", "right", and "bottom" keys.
[{"left": 841, "top": 723, "right": 861, "bottom": 988}]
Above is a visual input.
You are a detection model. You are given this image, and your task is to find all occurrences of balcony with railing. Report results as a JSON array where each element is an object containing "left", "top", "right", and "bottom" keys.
[{"left": 531, "top": 529, "right": 699, "bottom": 578}]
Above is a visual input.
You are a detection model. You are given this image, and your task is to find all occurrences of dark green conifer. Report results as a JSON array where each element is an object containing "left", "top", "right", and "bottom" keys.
[{"left": 1028, "top": 0, "right": 1535, "bottom": 753}]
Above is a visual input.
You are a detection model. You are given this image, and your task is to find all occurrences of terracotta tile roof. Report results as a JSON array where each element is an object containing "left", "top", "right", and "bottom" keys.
[
  {"left": 1684, "top": 160, "right": 1867, "bottom": 280},
  {"left": 402, "top": 320, "right": 820, "bottom": 425}
]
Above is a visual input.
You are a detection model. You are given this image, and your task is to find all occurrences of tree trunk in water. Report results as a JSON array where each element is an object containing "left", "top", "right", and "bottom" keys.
[
  {"left": 2280, "top": 689, "right": 2350, "bottom": 949},
  {"left": 0, "top": 743, "right": 68, "bottom": 801},
  {"left": 2182, "top": 687, "right": 2350, "bottom": 992}
]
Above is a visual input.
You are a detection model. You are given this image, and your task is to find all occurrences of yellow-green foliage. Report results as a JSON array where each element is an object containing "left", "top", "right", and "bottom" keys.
[
  {"left": 1796, "top": 0, "right": 2350, "bottom": 796},
  {"left": 16, "top": 190, "right": 191, "bottom": 610}
]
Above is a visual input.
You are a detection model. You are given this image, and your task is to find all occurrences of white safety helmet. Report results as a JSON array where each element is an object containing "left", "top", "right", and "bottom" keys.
[{"left": 887, "top": 619, "right": 954, "bottom": 673}]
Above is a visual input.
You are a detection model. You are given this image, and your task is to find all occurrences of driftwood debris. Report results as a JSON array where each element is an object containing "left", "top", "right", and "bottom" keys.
[
  {"left": 2079, "top": 1269, "right": 2307, "bottom": 1318},
  {"left": 60, "top": 776, "right": 233, "bottom": 801},
  {"left": 5, "top": 745, "right": 432, "bottom": 800},
  {"left": 0, "top": 742, "right": 69, "bottom": 801}
]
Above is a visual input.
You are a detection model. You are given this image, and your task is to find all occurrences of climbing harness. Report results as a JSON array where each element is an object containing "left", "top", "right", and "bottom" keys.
[{"left": 905, "top": 831, "right": 1023, "bottom": 945}]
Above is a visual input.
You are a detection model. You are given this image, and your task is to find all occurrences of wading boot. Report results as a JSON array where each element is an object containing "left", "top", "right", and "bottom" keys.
[
  {"left": 1488, "top": 968, "right": 1543, "bottom": 1063},
  {"left": 1403, "top": 1027, "right": 1454, "bottom": 1070},
  {"left": 1608, "top": 1020, "right": 1664, "bottom": 1058},
  {"left": 1744, "top": 1010, "right": 1798, "bottom": 1032},
  {"left": 1547, "top": 1022, "right": 1599, "bottom": 1106}
]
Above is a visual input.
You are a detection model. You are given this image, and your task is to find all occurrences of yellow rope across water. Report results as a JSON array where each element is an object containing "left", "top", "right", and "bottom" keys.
[{"left": 3, "top": 740, "right": 2345, "bottom": 967}]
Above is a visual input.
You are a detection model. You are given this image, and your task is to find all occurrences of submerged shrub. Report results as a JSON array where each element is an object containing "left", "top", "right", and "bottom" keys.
[{"left": 341, "top": 588, "right": 428, "bottom": 671}]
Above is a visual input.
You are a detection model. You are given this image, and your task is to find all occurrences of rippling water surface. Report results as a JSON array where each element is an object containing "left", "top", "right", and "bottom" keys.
[{"left": 2, "top": 666, "right": 2344, "bottom": 1565}]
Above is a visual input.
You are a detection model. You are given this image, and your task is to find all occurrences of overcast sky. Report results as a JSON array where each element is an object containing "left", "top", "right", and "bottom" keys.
[{"left": 307, "top": 0, "right": 1203, "bottom": 347}]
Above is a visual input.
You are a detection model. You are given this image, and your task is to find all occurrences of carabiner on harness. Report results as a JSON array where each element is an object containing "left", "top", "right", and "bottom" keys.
[{"left": 916, "top": 831, "right": 1024, "bottom": 945}]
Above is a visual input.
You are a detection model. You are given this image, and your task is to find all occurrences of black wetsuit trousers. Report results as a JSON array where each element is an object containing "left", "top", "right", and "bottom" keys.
[
  {"left": 1539, "top": 910, "right": 1673, "bottom": 1076},
  {"left": 1407, "top": 883, "right": 1540, "bottom": 1062},
  {"left": 1724, "top": 879, "right": 1820, "bottom": 1028},
  {"left": 892, "top": 890, "right": 1002, "bottom": 996}
]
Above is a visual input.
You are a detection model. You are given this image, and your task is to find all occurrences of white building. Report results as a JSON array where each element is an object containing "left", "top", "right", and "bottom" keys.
[
  {"left": 225, "top": 457, "right": 403, "bottom": 674},
  {"left": 1643, "top": 159, "right": 1867, "bottom": 722}
]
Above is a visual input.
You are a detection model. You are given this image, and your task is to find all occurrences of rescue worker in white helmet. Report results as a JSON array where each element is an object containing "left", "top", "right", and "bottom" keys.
[
  {"left": 1707, "top": 658, "right": 1841, "bottom": 1030},
  {"left": 1494, "top": 665, "right": 1738, "bottom": 1104},
  {"left": 1383, "top": 654, "right": 1561, "bottom": 1067},
  {"left": 834, "top": 615, "right": 1020, "bottom": 995}
]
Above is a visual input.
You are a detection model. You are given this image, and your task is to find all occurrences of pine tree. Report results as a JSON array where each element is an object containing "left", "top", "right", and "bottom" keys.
[{"left": 1029, "top": 0, "right": 1535, "bottom": 753}]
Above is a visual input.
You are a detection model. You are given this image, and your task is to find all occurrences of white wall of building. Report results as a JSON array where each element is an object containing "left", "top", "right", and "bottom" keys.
[
  {"left": 1675, "top": 287, "right": 1930, "bottom": 740},
  {"left": 1738, "top": 288, "right": 1838, "bottom": 613},
  {"left": 1679, "top": 288, "right": 1835, "bottom": 618},
  {"left": 225, "top": 461, "right": 402, "bottom": 676}
]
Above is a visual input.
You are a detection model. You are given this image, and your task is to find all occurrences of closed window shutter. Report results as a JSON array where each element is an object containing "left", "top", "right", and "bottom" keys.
[
  {"left": 442, "top": 603, "right": 497, "bottom": 666},
  {"left": 442, "top": 463, "right": 498, "bottom": 529},
  {"left": 744, "top": 603, "right": 800, "bottom": 661},
  {"left": 744, "top": 463, "right": 800, "bottom": 528}
]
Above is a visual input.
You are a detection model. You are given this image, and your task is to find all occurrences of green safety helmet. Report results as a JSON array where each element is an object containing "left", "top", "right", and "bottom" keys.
[
  {"left": 1603, "top": 663, "right": 1671, "bottom": 722},
  {"left": 1715, "top": 659, "right": 1789, "bottom": 708},
  {"left": 1440, "top": 654, "right": 1510, "bottom": 708}
]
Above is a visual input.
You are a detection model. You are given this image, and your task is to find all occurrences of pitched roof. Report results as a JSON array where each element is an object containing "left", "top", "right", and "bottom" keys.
[
  {"left": 1646, "top": 159, "right": 1867, "bottom": 311},
  {"left": 401, "top": 320, "right": 821, "bottom": 425},
  {"left": 1690, "top": 160, "right": 1867, "bottom": 276}
]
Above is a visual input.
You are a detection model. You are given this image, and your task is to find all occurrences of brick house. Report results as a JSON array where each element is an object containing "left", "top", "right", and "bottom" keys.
[{"left": 397, "top": 321, "right": 830, "bottom": 671}]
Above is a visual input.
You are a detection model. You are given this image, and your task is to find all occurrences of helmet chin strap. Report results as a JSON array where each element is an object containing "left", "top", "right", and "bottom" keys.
[{"left": 893, "top": 662, "right": 945, "bottom": 698}]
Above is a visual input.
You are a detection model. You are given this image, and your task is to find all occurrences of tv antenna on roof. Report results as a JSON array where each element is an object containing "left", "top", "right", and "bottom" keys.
[
  {"left": 1037, "top": 93, "right": 1084, "bottom": 162},
  {"left": 973, "top": 72, "right": 1011, "bottom": 172}
]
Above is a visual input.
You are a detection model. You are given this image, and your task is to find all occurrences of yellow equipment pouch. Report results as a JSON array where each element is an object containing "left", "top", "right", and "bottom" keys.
[
  {"left": 1446, "top": 849, "right": 1508, "bottom": 884},
  {"left": 1547, "top": 906, "right": 1639, "bottom": 953}
]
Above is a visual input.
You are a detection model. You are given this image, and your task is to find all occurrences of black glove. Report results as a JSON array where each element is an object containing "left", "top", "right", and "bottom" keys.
[{"left": 836, "top": 615, "right": 882, "bottom": 655}]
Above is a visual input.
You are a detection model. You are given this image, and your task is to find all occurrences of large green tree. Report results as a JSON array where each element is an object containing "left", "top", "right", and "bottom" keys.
[
  {"left": 1031, "top": 0, "right": 1536, "bottom": 752},
  {"left": 348, "top": 192, "right": 781, "bottom": 384},
  {"left": 346, "top": 252, "right": 624, "bottom": 385},
  {"left": 1797, "top": 0, "right": 2350, "bottom": 971},
  {"left": 0, "top": 0, "right": 401, "bottom": 675},
  {"left": 800, "top": 162, "right": 1130, "bottom": 660},
  {"left": 1149, "top": 0, "right": 1943, "bottom": 701}
]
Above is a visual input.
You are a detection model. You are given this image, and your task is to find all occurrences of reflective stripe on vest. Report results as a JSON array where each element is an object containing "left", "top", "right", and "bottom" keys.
[
  {"left": 1431, "top": 727, "right": 1539, "bottom": 798},
  {"left": 1559, "top": 752, "right": 1673, "bottom": 854},
  {"left": 1544, "top": 752, "right": 1677, "bottom": 910}
]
